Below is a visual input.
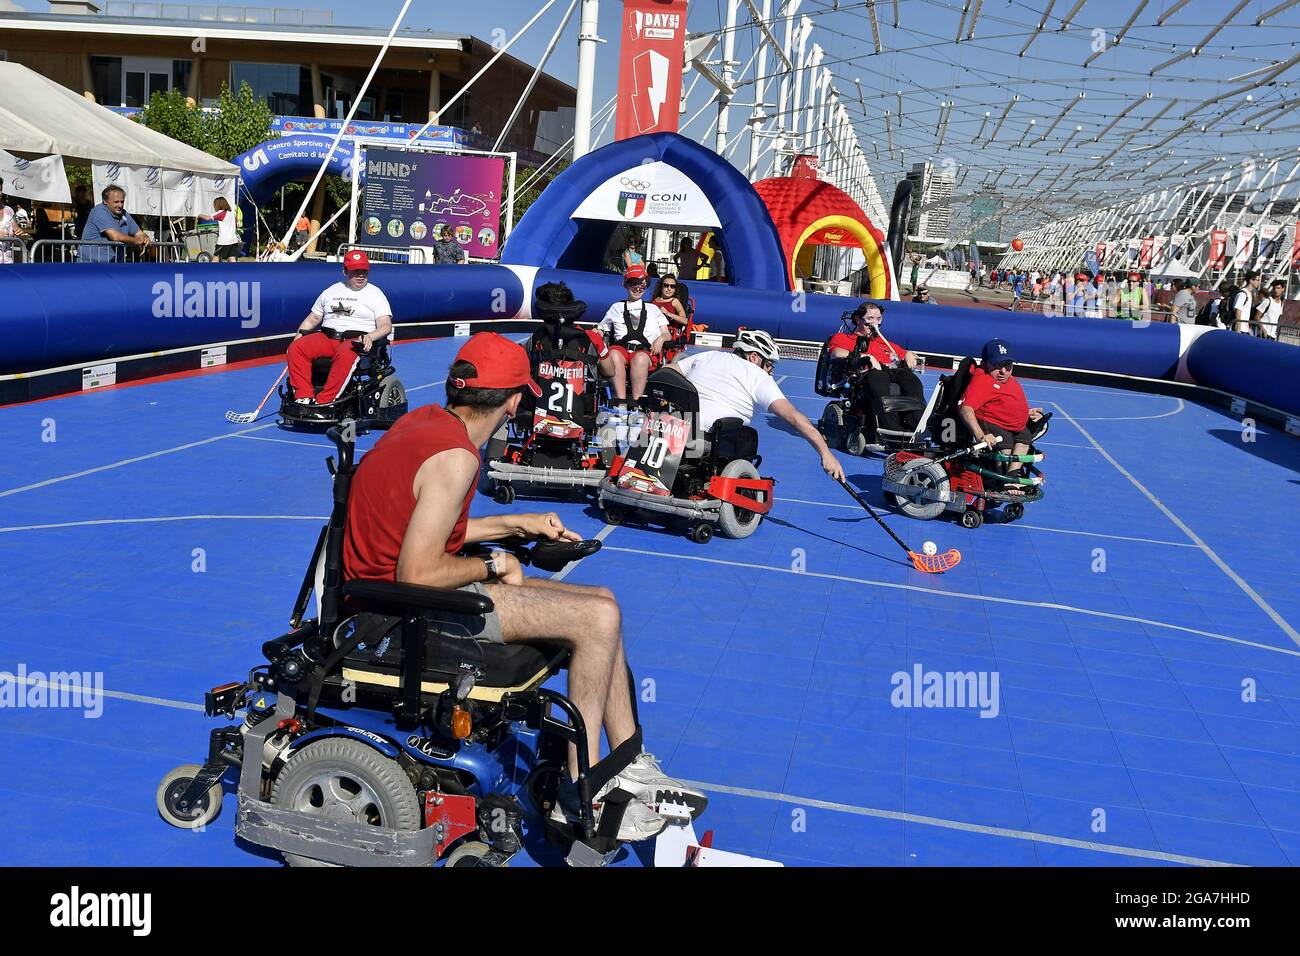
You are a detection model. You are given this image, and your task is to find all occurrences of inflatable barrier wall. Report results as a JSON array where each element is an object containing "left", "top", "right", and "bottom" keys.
[{"left": 3, "top": 261, "right": 1298, "bottom": 418}]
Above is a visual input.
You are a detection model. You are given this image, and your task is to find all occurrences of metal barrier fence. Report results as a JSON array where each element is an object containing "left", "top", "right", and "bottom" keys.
[
  {"left": 28, "top": 240, "right": 187, "bottom": 264},
  {"left": 336, "top": 244, "right": 420, "bottom": 265},
  {"left": 0, "top": 237, "right": 28, "bottom": 264}
]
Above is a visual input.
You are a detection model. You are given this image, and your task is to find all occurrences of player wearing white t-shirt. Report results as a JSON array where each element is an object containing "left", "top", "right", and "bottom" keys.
[
  {"left": 671, "top": 330, "right": 845, "bottom": 482},
  {"left": 596, "top": 265, "right": 672, "bottom": 402},
  {"left": 288, "top": 250, "right": 395, "bottom": 404}
]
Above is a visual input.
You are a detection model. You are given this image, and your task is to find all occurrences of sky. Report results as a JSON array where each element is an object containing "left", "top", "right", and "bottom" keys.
[{"left": 18, "top": 0, "right": 1300, "bottom": 220}]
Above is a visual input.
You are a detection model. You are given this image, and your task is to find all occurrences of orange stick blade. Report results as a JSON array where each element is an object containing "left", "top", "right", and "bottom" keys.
[{"left": 909, "top": 548, "right": 962, "bottom": 574}]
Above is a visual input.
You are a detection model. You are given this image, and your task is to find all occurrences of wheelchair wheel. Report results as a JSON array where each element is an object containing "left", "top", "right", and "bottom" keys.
[
  {"left": 845, "top": 429, "right": 868, "bottom": 457},
  {"left": 493, "top": 483, "right": 516, "bottom": 505},
  {"left": 156, "top": 764, "right": 222, "bottom": 831},
  {"left": 602, "top": 505, "right": 625, "bottom": 526},
  {"left": 689, "top": 523, "right": 714, "bottom": 544},
  {"left": 716, "top": 459, "right": 767, "bottom": 539},
  {"left": 445, "top": 840, "right": 507, "bottom": 868},
  {"left": 1004, "top": 502, "right": 1025, "bottom": 522},
  {"left": 961, "top": 509, "right": 984, "bottom": 529},
  {"left": 270, "top": 738, "right": 420, "bottom": 867},
  {"left": 819, "top": 404, "right": 844, "bottom": 447},
  {"left": 889, "top": 458, "right": 948, "bottom": 520},
  {"left": 377, "top": 378, "right": 406, "bottom": 410}
]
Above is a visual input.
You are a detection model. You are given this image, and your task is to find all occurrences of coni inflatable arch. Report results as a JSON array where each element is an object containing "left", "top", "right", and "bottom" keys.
[
  {"left": 501, "top": 132, "right": 791, "bottom": 292},
  {"left": 752, "top": 177, "right": 895, "bottom": 299}
]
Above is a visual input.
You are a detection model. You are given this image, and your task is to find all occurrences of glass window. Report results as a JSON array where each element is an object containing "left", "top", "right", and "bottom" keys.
[
  {"left": 90, "top": 55, "right": 122, "bottom": 106},
  {"left": 384, "top": 93, "right": 403, "bottom": 121},
  {"left": 230, "top": 62, "right": 312, "bottom": 116},
  {"left": 172, "top": 59, "right": 192, "bottom": 96},
  {"left": 125, "top": 71, "right": 145, "bottom": 107}
]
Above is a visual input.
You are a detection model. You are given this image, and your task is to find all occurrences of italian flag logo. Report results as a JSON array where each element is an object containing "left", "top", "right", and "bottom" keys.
[{"left": 618, "top": 190, "right": 647, "bottom": 219}]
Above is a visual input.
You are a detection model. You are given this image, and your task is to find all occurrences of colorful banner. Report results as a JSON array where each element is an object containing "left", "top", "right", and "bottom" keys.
[
  {"left": 1232, "top": 226, "right": 1256, "bottom": 269},
  {"left": 1095, "top": 241, "right": 1107, "bottom": 265},
  {"left": 1138, "top": 236, "right": 1154, "bottom": 268},
  {"left": 1292, "top": 223, "right": 1300, "bottom": 269},
  {"left": 1151, "top": 235, "right": 1167, "bottom": 267},
  {"left": 1126, "top": 238, "right": 1141, "bottom": 263},
  {"left": 1257, "top": 223, "right": 1282, "bottom": 264},
  {"left": 615, "top": 0, "right": 690, "bottom": 141},
  {"left": 1209, "top": 229, "right": 1228, "bottom": 270},
  {"left": 791, "top": 154, "right": 821, "bottom": 180},
  {"left": 1169, "top": 233, "right": 1186, "bottom": 261},
  {"left": 360, "top": 146, "right": 504, "bottom": 256},
  {"left": 571, "top": 160, "right": 721, "bottom": 227}
]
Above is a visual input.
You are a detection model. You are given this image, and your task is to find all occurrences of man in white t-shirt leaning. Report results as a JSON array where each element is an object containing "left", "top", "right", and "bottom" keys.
[
  {"left": 288, "top": 250, "right": 394, "bottom": 404},
  {"left": 596, "top": 264, "right": 672, "bottom": 402},
  {"left": 1231, "top": 271, "right": 1261, "bottom": 334},
  {"left": 1254, "top": 279, "right": 1285, "bottom": 341},
  {"left": 671, "top": 330, "right": 845, "bottom": 482}
]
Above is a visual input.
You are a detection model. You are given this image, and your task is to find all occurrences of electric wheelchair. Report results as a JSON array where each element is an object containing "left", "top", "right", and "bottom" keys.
[
  {"left": 279, "top": 331, "right": 408, "bottom": 431},
  {"left": 881, "top": 357, "right": 1050, "bottom": 529},
  {"left": 157, "top": 424, "right": 659, "bottom": 867},
  {"left": 597, "top": 367, "right": 775, "bottom": 544}
]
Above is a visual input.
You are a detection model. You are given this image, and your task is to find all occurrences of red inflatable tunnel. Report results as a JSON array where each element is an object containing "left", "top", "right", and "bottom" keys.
[{"left": 752, "top": 177, "right": 895, "bottom": 299}]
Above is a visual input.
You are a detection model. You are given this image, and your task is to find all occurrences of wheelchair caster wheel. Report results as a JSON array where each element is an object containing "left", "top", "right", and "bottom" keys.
[
  {"left": 1004, "top": 502, "right": 1024, "bottom": 522},
  {"left": 602, "top": 506, "right": 624, "bottom": 526},
  {"left": 689, "top": 523, "right": 714, "bottom": 544},
  {"left": 960, "top": 510, "right": 984, "bottom": 530},
  {"left": 845, "top": 429, "right": 868, "bottom": 457},
  {"left": 157, "top": 764, "right": 222, "bottom": 830},
  {"left": 493, "top": 484, "right": 515, "bottom": 505},
  {"left": 444, "top": 840, "right": 506, "bottom": 868}
]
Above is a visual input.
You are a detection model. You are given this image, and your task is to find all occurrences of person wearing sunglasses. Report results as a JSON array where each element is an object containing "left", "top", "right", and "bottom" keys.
[
  {"left": 651, "top": 274, "right": 689, "bottom": 330},
  {"left": 957, "top": 339, "right": 1045, "bottom": 487},
  {"left": 595, "top": 264, "right": 672, "bottom": 403}
]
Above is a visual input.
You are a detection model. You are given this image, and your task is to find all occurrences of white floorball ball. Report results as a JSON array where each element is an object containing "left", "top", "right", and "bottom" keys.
[{"left": 922, "top": 541, "right": 938, "bottom": 556}]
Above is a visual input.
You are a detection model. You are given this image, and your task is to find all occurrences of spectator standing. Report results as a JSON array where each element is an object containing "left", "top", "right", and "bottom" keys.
[
  {"left": 909, "top": 256, "right": 920, "bottom": 292},
  {"left": 710, "top": 242, "right": 726, "bottom": 283},
  {"left": 1230, "top": 271, "right": 1261, "bottom": 334},
  {"left": 1010, "top": 271, "right": 1025, "bottom": 310},
  {"left": 622, "top": 236, "right": 644, "bottom": 271},
  {"left": 292, "top": 214, "right": 311, "bottom": 251},
  {"left": 432, "top": 225, "right": 467, "bottom": 264},
  {"left": 80, "top": 185, "right": 151, "bottom": 263},
  {"left": 1171, "top": 279, "right": 1198, "bottom": 324},
  {"left": 0, "top": 178, "right": 18, "bottom": 264},
  {"left": 1115, "top": 272, "right": 1147, "bottom": 321},
  {"left": 1254, "top": 279, "right": 1284, "bottom": 340},
  {"left": 674, "top": 237, "right": 705, "bottom": 280},
  {"left": 212, "top": 197, "right": 240, "bottom": 261},
  {"left": 72, "top": 184, "right": 93, "bottom": 240}
]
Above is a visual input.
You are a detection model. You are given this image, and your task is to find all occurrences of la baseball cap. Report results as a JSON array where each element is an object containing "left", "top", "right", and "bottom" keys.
[
  {"left": 343, "top": 249, "right": 370, "bottom": 272},
  {"left": 982, "top": 339, "right": 1014, "bottom": 366},
  {"left": 450, "top": 332, "right": 541, "bottom": 397},
  {"left": 624, "top": 264, "right": 649, "bottom": 282}
]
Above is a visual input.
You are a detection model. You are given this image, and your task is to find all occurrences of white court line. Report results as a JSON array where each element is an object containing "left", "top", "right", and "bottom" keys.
[
  {"left": 1035, "top": 441, "right": 1101, "bottom": 451},
  {"left": 0, "top": 515, "right": 326, "bottom": 534},
  {"left": 0, "top": 673, "right": 207, "bottom": 713},
  {"left": 1052, "top": 402, "right": 1300, "bottom": 649},
  {"left": 0, "top": 422, "right": 278, "bottom": 499},
  {"left": 234, "top": 434, "right": 330, "bottom": 449},
  {"left": 683, "top": 779, "right": 1237, "bottom": 867},
  {"left": 1070, "top": 398, "right": 1185, "bottom": 422},
  {"left": 601, "top": 544, "right": 1300, "bottom": 659},
  {"left": 773, "top": 496, "right": 1198, "bottom": 548},
  {"left": 9, "top": 672, "right": 1231, "bottom": 865}
]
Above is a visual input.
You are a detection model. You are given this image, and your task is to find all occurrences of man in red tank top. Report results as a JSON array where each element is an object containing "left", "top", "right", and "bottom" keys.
[{"left": 343, "top": 332, "right": 702, "bottom": 840}]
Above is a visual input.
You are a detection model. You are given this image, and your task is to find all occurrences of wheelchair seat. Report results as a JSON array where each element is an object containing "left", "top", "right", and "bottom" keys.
[{"left": 706, "top": 417, "right": 759, "bottom": 461}]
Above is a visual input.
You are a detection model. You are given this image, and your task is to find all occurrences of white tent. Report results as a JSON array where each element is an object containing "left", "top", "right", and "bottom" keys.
[
  {"left": 1150, "top": 257, "right": 1198, "bottom": 279},
  {"left": 0, "top": 61, "right": 236, "bottom": 214}
]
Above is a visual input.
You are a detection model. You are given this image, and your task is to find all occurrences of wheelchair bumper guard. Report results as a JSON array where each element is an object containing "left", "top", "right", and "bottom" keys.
[
  {"left": 235, "top": 791, "right": 442, "bottom": 867},
  {"left": 706, "top": 475, "right": 774, "bottom": 514},
  {"left": 881, "top": 457, "right": 952, "bottom": 504},
  {"left": 598, "top": 478, "right": 723, "bottom": 523},
  {"left": 488, "top": 460, "right": 607, "bottom": 489}
]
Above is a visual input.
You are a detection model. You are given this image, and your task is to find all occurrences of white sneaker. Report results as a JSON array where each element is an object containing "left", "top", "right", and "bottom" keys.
[
  {"left": 548, "top": 776, "right": 666, "bottom": 843},
  {"left": 617, "top": 752, "right": 709, "bottom": 816}
]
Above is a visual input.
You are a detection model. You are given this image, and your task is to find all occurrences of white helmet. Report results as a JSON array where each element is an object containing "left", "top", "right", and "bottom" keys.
[{"left": 734, "top": 329, "right": 780, "bottom": 364}]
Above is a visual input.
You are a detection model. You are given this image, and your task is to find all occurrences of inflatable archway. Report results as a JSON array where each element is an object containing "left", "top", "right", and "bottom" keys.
[
  {"left": 501, "top": 132, "right": 789, "bottom": 292},
  {"left": 232, "top": 135, "right": 360, "bottom": 240},
  {"left": 753, "top": 177, "right": 895, "bottom": 299}
]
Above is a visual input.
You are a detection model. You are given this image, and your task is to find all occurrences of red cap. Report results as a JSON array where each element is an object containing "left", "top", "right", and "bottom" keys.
[
  {"left": 343, "top": 249, "right": 370, "bottom": 272},
  {"left": 1129, "top": 271, "right": 1141, "bottom": 281},
  {"left": 624, "top": 264, "right": 649, "bottom": 282},
  {"left": 450, "top": 332, "right": 541, "bottom": 397}
]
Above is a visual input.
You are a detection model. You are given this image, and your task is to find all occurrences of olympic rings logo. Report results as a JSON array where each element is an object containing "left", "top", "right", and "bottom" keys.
[{"left": 620, "top": 177, "right": 650, "bottom": 190}]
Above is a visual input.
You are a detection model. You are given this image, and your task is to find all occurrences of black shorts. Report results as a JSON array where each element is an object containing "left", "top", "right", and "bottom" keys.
[
  {"left": 977, "top": 419, "right": 1033, "bottom": 450},
  {"left": 215, "top": 243, "right": 241, "bottom": 259}
]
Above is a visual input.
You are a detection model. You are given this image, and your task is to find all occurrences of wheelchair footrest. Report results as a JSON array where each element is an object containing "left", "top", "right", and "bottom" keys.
[
  {"left": 235, "top": 792, "right": 441, "bottom": 867},
  {"left": 598, "top": 479, "right": 722, "bottom": 522}
]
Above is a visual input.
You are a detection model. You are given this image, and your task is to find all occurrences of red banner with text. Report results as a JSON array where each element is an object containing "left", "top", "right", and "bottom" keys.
[
  {"left": 1292, "top": 223, "right": 1300, "bottom": 269},
  {"left": 615, "top": 0, "right": 690, "bottom": 141},
  {"left": 1209, "top": 229, "right": 1228, "bottom": 271}
]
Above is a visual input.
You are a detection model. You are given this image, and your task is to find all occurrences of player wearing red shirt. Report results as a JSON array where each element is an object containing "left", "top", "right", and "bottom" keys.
[
  {"left": 829, "top": 302, "right": 924, "bottom": 433},
  {"left": 958, "top": 339, "right": 1045, "bottom": 486}
]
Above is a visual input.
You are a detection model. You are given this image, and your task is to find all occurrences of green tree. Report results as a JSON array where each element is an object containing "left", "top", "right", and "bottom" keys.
[
  {"left": 138, "top": 88, "right": 205, "bottom": 150},
  {"left": 204, "top": 82, "right": 273, "bottom": 162},
  {"left": 512, "top": 159, "right": 568, "bottom": 222}
]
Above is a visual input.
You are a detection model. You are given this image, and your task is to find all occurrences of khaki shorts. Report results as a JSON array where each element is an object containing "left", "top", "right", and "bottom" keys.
[{"left": 422, "top": 581, "right": 503, "bottom": 644}]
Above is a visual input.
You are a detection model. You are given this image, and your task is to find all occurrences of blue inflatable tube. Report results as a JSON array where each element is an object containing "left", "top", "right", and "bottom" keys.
[
  {"left": 1186, "top": 330, "right": 1300, "bottom": 416},
  {"left": 0, "top": 262, "right": 527, "bottom": 375}
]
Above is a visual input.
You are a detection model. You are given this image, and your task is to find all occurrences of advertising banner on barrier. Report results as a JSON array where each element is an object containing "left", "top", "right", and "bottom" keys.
[
  {"left": 615, "top": 0, "right": 689, "bottom": 141},
  {"left": 1209, "top": 229, "right": 1228, "bottom": 270},
  {"left": 93, "top": 163, "right": 236, "bottom": 218},
  {"left": 360, "top": 146, "right": 505, "bottom": 256}
]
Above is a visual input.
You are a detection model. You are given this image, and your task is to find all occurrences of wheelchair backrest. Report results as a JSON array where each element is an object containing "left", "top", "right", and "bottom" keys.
[
  {"left": 930, "top": 356, "right": 977, "bottom": 444},
  {"left": 813, "top": 335, "right": 837, "bottom": 398}
]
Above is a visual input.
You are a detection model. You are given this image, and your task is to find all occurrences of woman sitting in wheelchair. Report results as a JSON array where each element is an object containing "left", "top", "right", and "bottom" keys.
[
  {"left": 289, "top": 250, "right": 393, "bottom": 405},
  {"left": 596, "top": 264, "right": 672, "bottom": 403},
  {"left": 829, "top": 302, "right": 925, "bottom": 434},
  {"left": 957, "top": 339, "right": 1046, "bottom": 492}
]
